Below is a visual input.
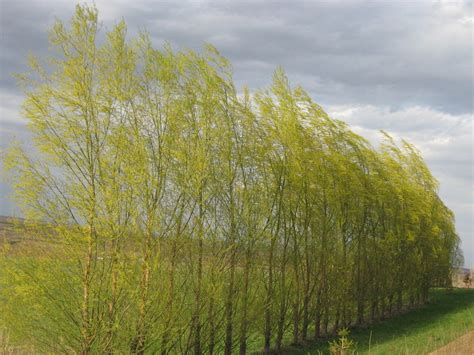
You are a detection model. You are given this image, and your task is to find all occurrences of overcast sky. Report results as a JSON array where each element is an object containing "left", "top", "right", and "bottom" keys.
[{"left": 1, "top": 0, "right": 473, "bottom": 266}]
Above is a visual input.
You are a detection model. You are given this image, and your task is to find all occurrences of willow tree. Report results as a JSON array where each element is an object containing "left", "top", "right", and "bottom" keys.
[
  {"left": 1, "top": 4, "right": 235, "bottom": 353},
  {"left": 1, "top": 4, "right": 461, "bottom": 355},
  {"left": 2, "top": 6, "right": 137, "bottom": 352}
]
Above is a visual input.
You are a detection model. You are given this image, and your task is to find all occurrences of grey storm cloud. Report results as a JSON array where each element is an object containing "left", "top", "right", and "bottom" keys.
[
  {"left": 1, "top": 0, "right": 473, "bottom": 113},
  {"left": 0, "top": 0, "right": 473, "bottom": 265}
]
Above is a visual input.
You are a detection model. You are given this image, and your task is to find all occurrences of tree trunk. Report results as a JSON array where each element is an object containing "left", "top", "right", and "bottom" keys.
[
  {"left": 239, "top": 246, "right": 251, "bottom": 355},
  {"left": 263, "top": 237, "right": 275, "bottom": 354},
  {"left": 224, "top": 248, "right": 236, "bottom": 355}
]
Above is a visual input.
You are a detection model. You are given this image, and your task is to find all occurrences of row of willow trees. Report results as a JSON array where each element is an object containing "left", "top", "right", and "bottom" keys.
[{"left": 1, "top": 5, "right": 461, "bottom": 355}]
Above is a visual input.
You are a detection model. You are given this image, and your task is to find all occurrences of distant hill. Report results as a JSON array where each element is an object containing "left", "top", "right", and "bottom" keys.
[{"left": 0, "top": 215, "right": 26, "bottom": 245}]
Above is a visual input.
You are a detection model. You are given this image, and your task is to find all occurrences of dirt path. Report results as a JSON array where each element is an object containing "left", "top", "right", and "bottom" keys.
[{"left": 430, "top": 330, "right": 474, "bottom": 354}]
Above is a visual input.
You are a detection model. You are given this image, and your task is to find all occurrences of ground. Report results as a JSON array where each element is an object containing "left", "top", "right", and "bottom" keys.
[
  {"left": 280, "top": 288, "right": 474, "bottom": 354},
  {"left": 430, "top": 330, "right": 474, "bottom": 355}
]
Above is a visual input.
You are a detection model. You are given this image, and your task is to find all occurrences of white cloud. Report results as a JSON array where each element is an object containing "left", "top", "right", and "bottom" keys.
[{"left": 0, "top": 89, "right": 25, "bottom": 125}]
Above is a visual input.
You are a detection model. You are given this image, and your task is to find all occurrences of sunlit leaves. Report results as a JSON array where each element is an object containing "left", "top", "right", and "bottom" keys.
[{"left": 0, "top": 4, "right": 460, "bottom": 354}]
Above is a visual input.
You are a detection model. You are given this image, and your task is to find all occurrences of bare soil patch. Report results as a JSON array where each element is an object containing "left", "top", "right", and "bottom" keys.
[{"left": 430, "top": 330, "right": 474, "bottom": 355}]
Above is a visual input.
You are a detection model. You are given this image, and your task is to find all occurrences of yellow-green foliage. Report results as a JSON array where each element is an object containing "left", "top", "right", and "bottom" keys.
[{"left": 1, "top": 4, "right": 461, "bottom": 354}]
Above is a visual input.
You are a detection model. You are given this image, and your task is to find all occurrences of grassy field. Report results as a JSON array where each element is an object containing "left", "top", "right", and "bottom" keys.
[
  {"left": 2, "top": 287, "right": 473, "bottom": 353},
  {"left": 280, "top": 288, "right": 474, "bottom": 355}
]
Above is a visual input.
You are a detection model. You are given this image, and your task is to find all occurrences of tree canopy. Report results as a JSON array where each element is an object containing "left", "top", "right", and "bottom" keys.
[{"left": 1, "top": 5, "right": 461, "bottom": 354}]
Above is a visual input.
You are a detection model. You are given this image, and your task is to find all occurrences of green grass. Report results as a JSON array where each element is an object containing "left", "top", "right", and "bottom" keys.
[
  {"left": 2, "top": 288, "right": 473, "bottom": 354},
  {"left": 284, "top": 288, "right": 474, "bottom": 354}
]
